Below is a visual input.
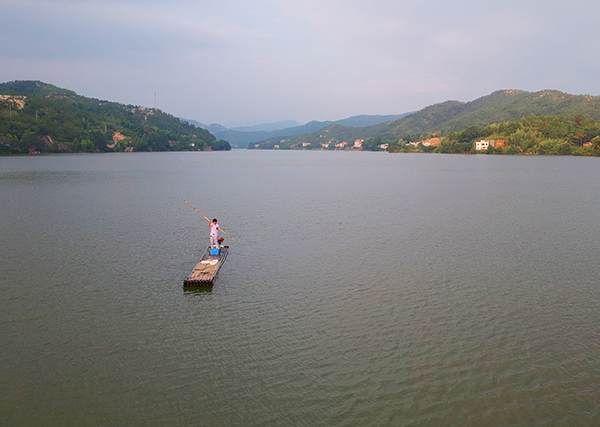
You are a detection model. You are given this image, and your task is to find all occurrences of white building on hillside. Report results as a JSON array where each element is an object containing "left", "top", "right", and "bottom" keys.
[{"left": 476, "top": 140, "right": 492, "bottom": 150}]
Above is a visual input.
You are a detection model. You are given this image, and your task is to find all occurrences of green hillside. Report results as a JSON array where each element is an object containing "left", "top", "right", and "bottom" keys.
[
  {"left": 427, "top": 114, "right": 600, "bottom": 155},
  {"left": 254, "top": 90, "right": 600, "bottom": 150},
  {"left": 0, "top": 80, "right": 230, "bottom": 154},
  {"left": 434, "top": 90, "right": 600, "bottom": 134}
]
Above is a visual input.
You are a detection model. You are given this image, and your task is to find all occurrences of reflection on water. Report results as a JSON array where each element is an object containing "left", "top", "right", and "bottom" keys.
[
  {"left": 183, "top": 286, "right": 213, "bottom": 294},
  {"left": 1, "top": 151, "right": 600, "bottom": 426}
]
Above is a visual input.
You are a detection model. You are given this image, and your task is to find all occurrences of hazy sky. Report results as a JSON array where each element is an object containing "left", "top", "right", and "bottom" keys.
[{"left": 2, "top": 0, "right": 599, "bottom": 127}]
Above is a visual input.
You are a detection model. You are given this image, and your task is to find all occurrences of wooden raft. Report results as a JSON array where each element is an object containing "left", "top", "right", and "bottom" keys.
[{"left": 183, "top": 246, "right": 230, "bottom": 287}]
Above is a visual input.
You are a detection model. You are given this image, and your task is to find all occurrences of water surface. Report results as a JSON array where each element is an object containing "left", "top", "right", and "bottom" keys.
[{"left": 1, "top": 151, "right": 600, "bottom": 426}]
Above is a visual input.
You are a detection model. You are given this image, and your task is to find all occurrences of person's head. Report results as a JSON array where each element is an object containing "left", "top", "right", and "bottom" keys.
[{"left": 212, "top": 219, "right": 217, "bottom": 223}]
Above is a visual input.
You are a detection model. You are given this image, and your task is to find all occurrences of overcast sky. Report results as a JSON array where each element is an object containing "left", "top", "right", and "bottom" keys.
[{"left": 2, "top": 0, "right": 599, "bottom": 127}]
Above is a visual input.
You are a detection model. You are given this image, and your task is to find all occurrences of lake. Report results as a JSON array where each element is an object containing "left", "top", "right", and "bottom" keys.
[{"left": 1, "top": 151, "right": 600, "bottom": 426}]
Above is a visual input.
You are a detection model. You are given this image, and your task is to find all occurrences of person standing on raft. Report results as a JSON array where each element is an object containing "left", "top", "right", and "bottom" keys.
[{"left": 209, "top": 219, "right": 219, "bottom": 248}]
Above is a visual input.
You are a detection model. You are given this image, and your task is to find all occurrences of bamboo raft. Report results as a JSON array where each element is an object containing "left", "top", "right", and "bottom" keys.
[{"left": 183, "top": 246, "right": 230, "bottom": 287}]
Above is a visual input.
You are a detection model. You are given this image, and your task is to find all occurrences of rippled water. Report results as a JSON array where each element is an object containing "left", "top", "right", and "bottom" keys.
[{"left": 1, "top": 151, "right": 600, "bottom": 426}]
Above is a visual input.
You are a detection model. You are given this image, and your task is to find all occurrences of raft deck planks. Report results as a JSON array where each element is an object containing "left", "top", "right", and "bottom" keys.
[{"left": 184, "top": 246, "right": 229, "bottom": 287}]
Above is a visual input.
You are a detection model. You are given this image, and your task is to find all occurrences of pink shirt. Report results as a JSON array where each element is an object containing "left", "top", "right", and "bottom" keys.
[{"left": 210, "top": 223, "right": 219, "bottom": 236}]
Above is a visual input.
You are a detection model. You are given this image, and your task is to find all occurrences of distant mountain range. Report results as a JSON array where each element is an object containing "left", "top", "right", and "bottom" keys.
[
  {"left": 229, "top": 120, "right": 302, "bottom": 133},
  {"left": 4, "top": 80, "right": 599, "bottom": 155},
  {"left": 253, "top": 89, "right": 600, "bottom": 149},
  {"left": 181, "top": 119, "right": 227, "bottom": 135},
  {"left": 182, "top": 114, "right": 412, "bottom": 147},
  {"left": 181, "top": 119, "right": 302, "bottom": 134}
]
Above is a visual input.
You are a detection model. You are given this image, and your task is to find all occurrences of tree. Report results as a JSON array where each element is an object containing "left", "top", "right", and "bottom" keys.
[
  {"left": 208, "top": 139, "right": 232, "bottom": 151},
  {"left": 457, "top": 126, "right": 483, "bottom": 143},
  {"left": 422, "top": 144, "right": 436, "bottom": 153},
  {"left": 362, "top": 136, "right": 383, "bottom": 151},
  {"left": 89, "top": 130, "right": 110, "bottom": 151},
  {"left": 557, "top": 143, "right": 572, "bottom": 155},
  {"left": 80, "top": 139, "right": 94, "bottom": 152},
  {"left": 574, "top": 130, "right": 585, "bottom": 146},
  {"left": 20, "top": 131, "right": 43, "bottom": 152},
  {"left": 506, "top": 145, "right": 520, "bottom": 155}
]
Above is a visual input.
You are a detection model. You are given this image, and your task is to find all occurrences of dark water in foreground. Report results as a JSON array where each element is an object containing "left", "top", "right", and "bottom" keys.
[{"left": 1, "top": 151, "right": 600, "bottom": 426}]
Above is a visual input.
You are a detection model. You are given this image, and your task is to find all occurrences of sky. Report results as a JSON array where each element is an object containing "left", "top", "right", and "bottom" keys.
[{"left": 2, "top": 0, "right": 600, "bottom": 127}]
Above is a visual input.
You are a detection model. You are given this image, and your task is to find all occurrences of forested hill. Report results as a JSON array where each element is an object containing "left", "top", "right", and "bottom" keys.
[
  {"left": 383, "top": 90, "right": 600, "bottom": 139},
  {"left": 254, "top": 90, "right": 600, "bottom": 149},
  {"left": 0, "top": 80, "right": 230, "bottom": 154}
]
